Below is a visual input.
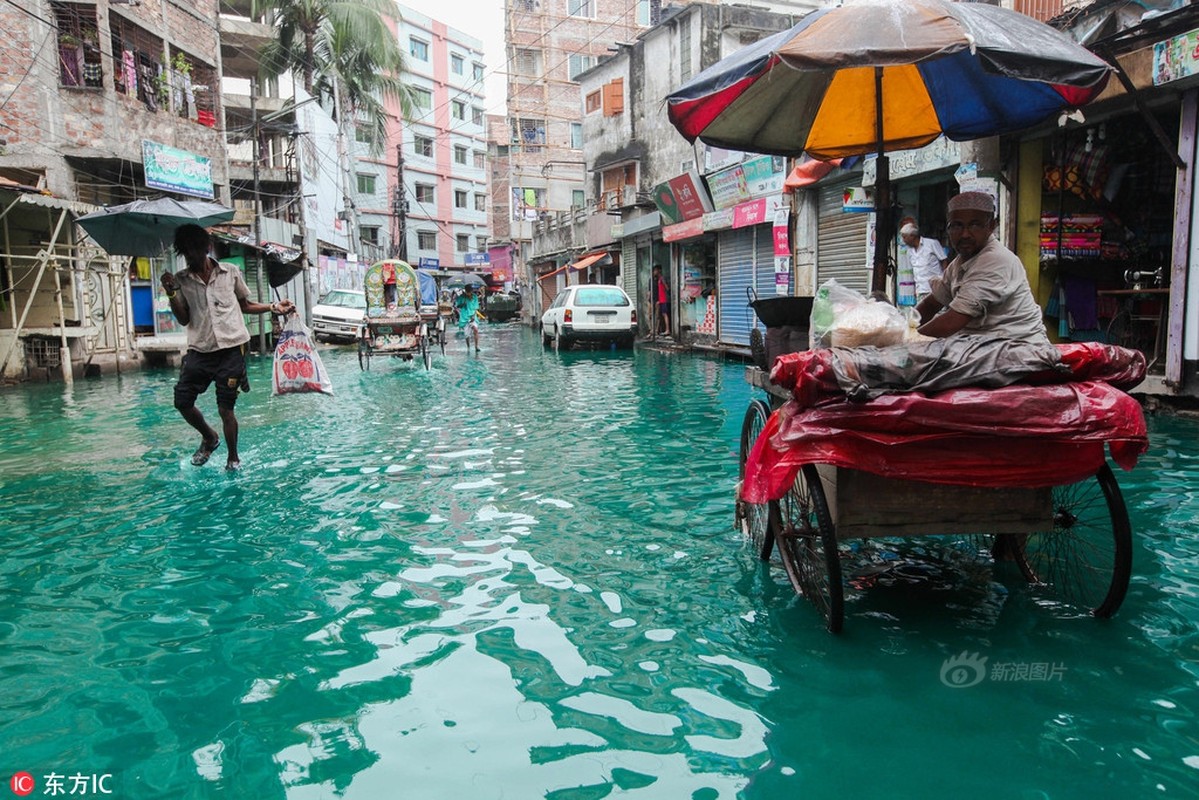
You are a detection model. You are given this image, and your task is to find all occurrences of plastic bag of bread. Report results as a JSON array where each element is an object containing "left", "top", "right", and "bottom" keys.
[{"left": 810, "top": 279, "right": 906, "bottom": 348}]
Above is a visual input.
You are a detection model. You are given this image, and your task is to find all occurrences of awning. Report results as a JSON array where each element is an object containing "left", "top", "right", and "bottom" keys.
[
  {"left": 783, "top": 158, "right": 842, "bottom": 192},
  {"left": 537, "top": 265, "right": 567, "bottom": 281},
  {"left": 568, "top": 251, "right": 613, "bottom": 271}
]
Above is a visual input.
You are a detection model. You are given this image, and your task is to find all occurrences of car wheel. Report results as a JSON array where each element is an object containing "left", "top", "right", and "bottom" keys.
[
  {"left": 554, "top": 327, "right": 570, "bottom": 352},
  {"left": 542, "top": 325, "right": 552, "bottom": 348},
  {"left": 314, "top": 333, "right": 326, "bottom": 344}
]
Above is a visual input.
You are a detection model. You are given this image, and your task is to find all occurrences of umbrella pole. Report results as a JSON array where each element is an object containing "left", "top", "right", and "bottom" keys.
[{"left": 871, "top": 67, "right": 891, "bottom": 298}]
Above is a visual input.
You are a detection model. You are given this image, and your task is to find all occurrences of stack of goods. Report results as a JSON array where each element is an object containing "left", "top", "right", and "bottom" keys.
[{"left": 1040, "top": 213, "right": 1103, "bottom": 260}]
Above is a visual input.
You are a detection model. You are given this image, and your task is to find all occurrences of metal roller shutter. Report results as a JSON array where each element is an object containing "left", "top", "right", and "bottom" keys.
[
  {"left": 718, "top": 228, "right": 756, "bottom": 346},
  {"left": 817, "top": 180, "right": 870, "bottom": 294},
  {"left": 621, "top": 238, "right": 637, "bottom": 299},
  {"left": 755, "top": 225, "right": 779, "bottom": 299}
]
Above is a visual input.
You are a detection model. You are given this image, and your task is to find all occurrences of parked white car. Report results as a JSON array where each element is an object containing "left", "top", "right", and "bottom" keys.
[
  {"left": 540, "top": 284, "right": 638, "bottom": 350},
  {"left": 311, "top": 289, "right": 367, "bottom": 343}
]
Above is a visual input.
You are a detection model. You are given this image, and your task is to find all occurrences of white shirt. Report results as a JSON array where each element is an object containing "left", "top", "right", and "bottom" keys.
[
  {"left": 907, "top": 236, "right": 947, "bottom": 295},
  {"left": 175, "top": 259, "right": 252, "bottom": 352}
]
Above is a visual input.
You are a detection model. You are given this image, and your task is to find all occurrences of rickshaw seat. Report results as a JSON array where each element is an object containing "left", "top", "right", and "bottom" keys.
[{"left": 365, "top": 259, "right": 420, "bottom": 318}]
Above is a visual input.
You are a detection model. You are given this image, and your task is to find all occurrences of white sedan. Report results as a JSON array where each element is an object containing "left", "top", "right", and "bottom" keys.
[
  {"left": 540, "top": 284, "right": 638, "bottom": 350},
  {"left": 311, "top": 289, "right": 367, "bottom": 343}
]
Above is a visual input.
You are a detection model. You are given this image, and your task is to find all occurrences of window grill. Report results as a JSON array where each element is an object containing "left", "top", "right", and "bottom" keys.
[
  {"left": 51, "top": 2, "right": 103, "bottom": 88},
  {"left": 110, "top": 13, "right": 165, "bottom": 111},
  {"left": 168, "top": 49, "right": 218, "bottom": 126},
  {"left": 24, "top": 337, "right": 62, "bottom": 369}
]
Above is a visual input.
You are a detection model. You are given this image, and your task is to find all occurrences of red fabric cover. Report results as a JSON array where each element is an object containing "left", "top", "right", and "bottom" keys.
[{"left": 744, "top": 342, "right": 1150, "bottom": 503}]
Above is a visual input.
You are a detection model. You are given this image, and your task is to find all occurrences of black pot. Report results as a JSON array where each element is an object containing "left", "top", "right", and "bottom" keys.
[{"left": 749, "top": 296, "right": 814, "bottom": 328}]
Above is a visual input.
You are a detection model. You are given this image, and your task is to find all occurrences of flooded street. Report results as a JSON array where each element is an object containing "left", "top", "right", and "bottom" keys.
[{"left": 2, "top": 325, "right": 1197, "bottom": 799}]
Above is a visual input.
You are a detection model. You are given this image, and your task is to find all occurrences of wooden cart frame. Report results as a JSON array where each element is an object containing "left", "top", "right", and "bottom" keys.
[{"left": 735, "top": 367, "right": 1132, "bottom": 632}]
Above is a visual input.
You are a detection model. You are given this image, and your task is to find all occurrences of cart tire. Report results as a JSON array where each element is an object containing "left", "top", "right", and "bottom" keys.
[
  {"left": 772, "top": 464, "right": 844, "bottom": 632},
  {"left": 421, "top": 334, "right": 431, "bottom": 370},
  {"left": 1013, "top": 464, "right": 1132, "bottom": 618},
  {"left": 358, "top": 340, "right": 370, "bottom": 371},
  {"left": 438, "top": 319, "right": 447, "bottom": 355},
  {"left": 738, "top": 400, "right": 773, "bottom": 560}
]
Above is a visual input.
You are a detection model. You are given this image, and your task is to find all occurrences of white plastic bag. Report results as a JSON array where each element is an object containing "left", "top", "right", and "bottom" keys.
[
  {"left": 273, "top": 314, "right": 334, "bottom": 396},
  {"left": 810, "top": 279, "right": 906, "bottom": 349}
]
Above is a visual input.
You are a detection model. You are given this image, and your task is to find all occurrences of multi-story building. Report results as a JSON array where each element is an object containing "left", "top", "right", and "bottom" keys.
[
  {"left": 388, "top": 6, "right": 490, "bottom": 273},
  {"left": 0, "top": 0, "right": 228, "bottom": 379},
  {"left": 495, "top": 0, "right": 657, "bottom": 299}
]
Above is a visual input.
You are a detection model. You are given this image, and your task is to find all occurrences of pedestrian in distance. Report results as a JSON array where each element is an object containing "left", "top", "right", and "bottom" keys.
[
  {"left": 899, "top": 220, "right": 948, "bottom": 303},
  {"left": 455, "top": 283, "right": 482, "bottom": 352},
  {"left": 916, "top": 192, "right": 1048, "bottom": 344},
  {"left": 160, "top": 224, "right": 294, "bottom": 471},
  {"left": 650, "top": 264, "right": 670, "bottom": 338}
]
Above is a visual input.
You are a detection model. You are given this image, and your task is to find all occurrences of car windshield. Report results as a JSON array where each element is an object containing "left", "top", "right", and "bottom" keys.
[
  {"left": 318, "top": 290, "right": 366, "bottom": 310},
  {"left": 573, "top": 288, "right": 628, "bottom": 307}
]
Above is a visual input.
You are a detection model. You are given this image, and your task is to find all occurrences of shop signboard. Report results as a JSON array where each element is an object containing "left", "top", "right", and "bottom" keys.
[
  {"left": 464, "top": 252, "right": 490, "bottom": 267},
  {"left": 707, "top": 155, "right": 786, "bottom": 210},
  {"left": 418, "top": 257, "right": 440, "bottom": 269},
  {"left": 663, "top": 216, "right": 705, "bottom": 242},
  {"left": 488, "top": 246, "right": 513, "bottom": 281},
  {"left": 652, "top": 171, "right": 712, "bottom": 225},
  {"left": 1153, "top": 29, "right": 1199, "bottom": 85},
  {"left": 843, "top": 187, "right": 874, "bottom": 213},
  {"left": 142, "top": 140, "right": 213, "bottom": 199},
  {"left": 862, "top": 138, "right": 959, "bottom": 186}
]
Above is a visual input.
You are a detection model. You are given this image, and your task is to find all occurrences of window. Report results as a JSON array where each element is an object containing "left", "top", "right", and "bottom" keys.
[
  {"left": 514, "top": 48, "right": 542, "bottom": 77},
  {"left": 602, "top": 78, "right": 624, "bottom": 117},
  {"left": 585, "top": 90, "right": 601, "bottom": 114},
  {"left": 109, "top": 15, "right": 166, "bottom": 108},
  {"left": 357, "top": 174, "right": 376, "bottom": 195},
  {"left": 475, "top": 193, "right": 487, "bottom": 212},
  {"left": 568, "top": 0, "right": 594, "bottom": 18},
  {"left": 360, "top": 226, "right": 379, "bottom": 245},
  {"left": 568, "top": 54, "right": 595, "bottom": 80},
  {"left": 573, "top": 189, "right": 585, "bottom": 209},
  {"left": 355, "top": 124, "right": 372, "bottom": 144},
  {"left": 570, "top": 122, "right": 583, "bottom": 149},
  {"left": 516, "top": 0, "right": 537, "bottom": 11},
  {"left": 451, "top": 53, "right": 464, "bottom": 74},
  {"left": 454, "top": 145, "right": 468, "bottom": 164},
  {"left": 52, "top": 2, "right": 103, "bottom": 88},
  {"left": 410, "top": 38, "right": 429, "bottom": 60},
  {"left": 414, "top": 136, "right": 433, "bottom": 157},
  {"left": 473, "top": 62, "right": 485, "bottom": 81},
  {"left": 412, "top": 88, "right": 432, "bottom": 111},
  {"left": 637, "top": 0, "right": 658, "bottom": 26},
  {"left": 454, "top": 190, "right": 467, "bottom": 208},
  {"left": 415, "top": 183, "right": 434, "bottom": 203},
  {"left": 514, "top": 118, "right": 546, "bottom": 152},
  {"left": 159, "top": 50, "right": 218, "bottom": 122},
  {"left": 456, "top": 234, "right": 470, "bottom": 252},
  {"left": 512, "top": 187, "right": 546, "bottom": 220},
  {"left": 418, "top": 230, "right": 437, "bottom": 250},
  {"left": 473, "top": 150, "right": 486, "bottom": 169},
  {"left": 472, "top": 106, "right": 484, "bottom": 126},
  {"left": 452, "top": 100, "right": 466, "bottom": 121}
]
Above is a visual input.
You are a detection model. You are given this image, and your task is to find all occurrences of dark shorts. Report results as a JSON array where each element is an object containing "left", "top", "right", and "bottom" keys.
[
  {"left": 175, "top": 345, "right": 246, "bottom": 411},
  {"left": 658, "top": 302, "right": 671, "bottom": 315}
]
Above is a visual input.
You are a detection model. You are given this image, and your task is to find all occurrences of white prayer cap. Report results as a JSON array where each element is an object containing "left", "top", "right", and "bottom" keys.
[
  {"left": 947, "top": 191, "right": 995, "bottom": 215},
  {"left": 899, "top": 223, "right": 919, "bottom": 236}
]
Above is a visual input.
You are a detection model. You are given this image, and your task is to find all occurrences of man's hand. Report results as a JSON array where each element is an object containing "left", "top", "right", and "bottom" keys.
[
  {"left": 271, "top": 299, "right": 296, "bottom": 315},
  {"left": 160, "top": 271, "right": 180, "bottom": 295}
]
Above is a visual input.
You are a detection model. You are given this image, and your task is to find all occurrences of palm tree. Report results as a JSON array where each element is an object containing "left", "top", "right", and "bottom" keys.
[{"left": 253, "top": 0, "right": 412, "bottom": 153}]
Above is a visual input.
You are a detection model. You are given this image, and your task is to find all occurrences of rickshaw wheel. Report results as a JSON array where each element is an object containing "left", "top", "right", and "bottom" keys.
[
  {"left": 1012, "top": 464, "right": 1132, "bottom": 618},
  {"left": 437, "top": 319, "right": 447, "bottom": 355},
  {"left": 737, "top": 400, "right": 773, "bottom": 560},
  {"left": 358, "top": 340, "right": 370, "bottom": 371},
  {"left": 421, "top": 333, "right": 431, "bottom": 370},
  {"left": 773, "top": 464, "right": 844, "bottom": 633}
]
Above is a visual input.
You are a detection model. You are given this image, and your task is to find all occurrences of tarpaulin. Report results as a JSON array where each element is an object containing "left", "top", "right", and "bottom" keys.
[{"left": 743, "top": 342, "right": 1149, "bottom": 502}]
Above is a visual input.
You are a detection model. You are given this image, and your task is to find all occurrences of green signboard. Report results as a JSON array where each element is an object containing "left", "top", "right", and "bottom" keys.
[{"left": 142, "top": 140, "right": 214, "bottom": 199}]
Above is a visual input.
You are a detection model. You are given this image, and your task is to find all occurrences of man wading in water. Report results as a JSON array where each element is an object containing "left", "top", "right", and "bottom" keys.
[{"left": 160, "top": 224, "right": 294, "bottom": 471}]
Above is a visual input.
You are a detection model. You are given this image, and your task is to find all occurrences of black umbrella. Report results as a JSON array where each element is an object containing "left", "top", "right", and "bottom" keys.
[{"left": 76, "top": 197, "right": 235, "bottom": 256}]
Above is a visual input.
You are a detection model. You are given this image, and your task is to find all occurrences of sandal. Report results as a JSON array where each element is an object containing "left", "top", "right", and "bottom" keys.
[
  {"left": 190, "top": 436, "right": 220, "bottom": 466},
  {"left": 224, "top": 459, "right": 241, "bottom": 472}
]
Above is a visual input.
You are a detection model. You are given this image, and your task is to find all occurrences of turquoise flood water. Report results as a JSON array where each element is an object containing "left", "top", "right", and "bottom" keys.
[{"left": 1, "top": 325, "right": 1197, "bottom": 799}]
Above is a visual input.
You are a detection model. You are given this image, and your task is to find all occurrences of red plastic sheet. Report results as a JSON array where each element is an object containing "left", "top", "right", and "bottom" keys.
[{"left": 742, "top": 377, "right": 1149, "bottom": 504}]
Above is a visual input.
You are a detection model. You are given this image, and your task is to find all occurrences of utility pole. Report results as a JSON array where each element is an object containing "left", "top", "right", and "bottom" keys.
[
  {"left": 395, "top": 142, "right": 408, "bottom": 261},
  {"left": 292, "top": 128, "right": 313, "bottom": 325},
  {"left": 251, "top": 80, "right": 267, "bottom": 354}
]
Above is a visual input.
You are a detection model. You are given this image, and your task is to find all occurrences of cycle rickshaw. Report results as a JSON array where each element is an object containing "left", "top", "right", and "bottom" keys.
[
  {"left": 358, "top": 259, "right": 434, "bottom": 371},
  {"left": 734, "top": 301, "right": 1148, "bottom": 632}
]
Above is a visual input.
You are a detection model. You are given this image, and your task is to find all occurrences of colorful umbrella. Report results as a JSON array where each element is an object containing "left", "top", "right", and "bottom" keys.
[
  {"left": 666, "top": 0, "right": 1112, "bottom": 292},
  {"left": 76, "top": 197, "right": 235, "bottom": 257}
]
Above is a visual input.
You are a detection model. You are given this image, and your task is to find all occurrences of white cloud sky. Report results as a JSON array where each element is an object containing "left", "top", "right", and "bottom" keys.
[{"left": 398, "top": 0, "right": 508, "bottom": 114}]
